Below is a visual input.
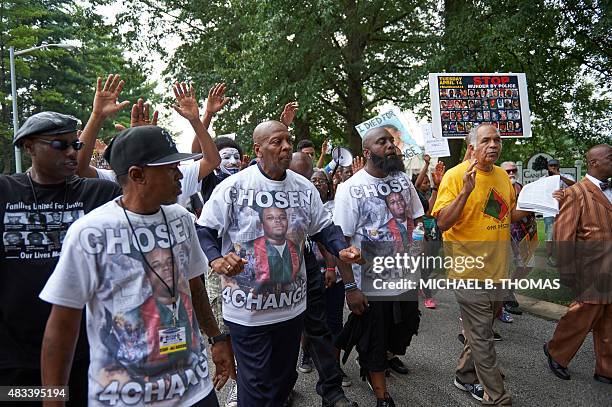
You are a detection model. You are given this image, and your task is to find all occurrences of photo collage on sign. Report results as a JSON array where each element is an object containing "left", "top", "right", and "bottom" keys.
[{"left": 438, "top": 81, "right": 523, "bottom": 138}]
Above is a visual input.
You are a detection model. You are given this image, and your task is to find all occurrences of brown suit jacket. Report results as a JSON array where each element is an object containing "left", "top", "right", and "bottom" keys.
[{"left": 555, "top": 178, "right": 612, "bottom": 303}]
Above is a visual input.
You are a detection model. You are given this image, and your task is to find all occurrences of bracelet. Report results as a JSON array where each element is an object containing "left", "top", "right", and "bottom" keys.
[
  {"left": 326, "top": 267, "right": 335, "bottom": 272},
  {"left": 344, "top": 282, "right": 358, "bottom": 292}
]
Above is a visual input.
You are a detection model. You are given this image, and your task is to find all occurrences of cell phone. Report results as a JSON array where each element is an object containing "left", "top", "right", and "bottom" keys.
[{"left": 326, "top": 140, "right": 332, "bottom": 154}]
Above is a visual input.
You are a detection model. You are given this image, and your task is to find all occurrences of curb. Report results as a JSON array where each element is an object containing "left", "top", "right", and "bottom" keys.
[{"left": 514, "top": 294, "right": 568, "bottom": 321}]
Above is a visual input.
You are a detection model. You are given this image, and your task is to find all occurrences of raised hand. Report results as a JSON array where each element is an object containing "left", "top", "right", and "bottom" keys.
[
  {"left": 129, "top": 98, "right": 159, "bottom": 128},
  {"left": 423, "top": 154, "right": 431, "bottom": 166},
  {"left": 462, "top": 160, "right": 478, "bottom": 194},
  {"left": 432, "top": 161, "right": 446, "bottom": 187},
  {"left": 280, "top": 101, "right": 299, "bottom": 127},
  {"left": 94, "top": 139, "right": 107, "bottom": 155},
  {"left": 206, "top": 83, "right": 231, "bottom": 114},
  {"left": 173, "top": 82, "right": 200, "bottom": 122},
  {"left": 352, "top": 156, "right": 365, "bottom": 174},
  {"left": 240, "top": 154, "right": 252, "bottom": 170},
  {"left": 92, "top": 74, "right": 130, "bottom": 119},
  {"left": 321, "top": 139, "right": 330, "bottom": 155}
]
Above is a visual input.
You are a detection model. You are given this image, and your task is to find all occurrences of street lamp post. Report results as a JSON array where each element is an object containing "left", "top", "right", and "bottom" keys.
[{"left": 10, "top": 43, "right": 78, "bottom": 173}]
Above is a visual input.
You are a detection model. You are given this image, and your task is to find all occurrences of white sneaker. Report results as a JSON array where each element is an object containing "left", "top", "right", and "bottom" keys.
[{"left": 225, "top": 380, "right": 238, "bottom": 407}]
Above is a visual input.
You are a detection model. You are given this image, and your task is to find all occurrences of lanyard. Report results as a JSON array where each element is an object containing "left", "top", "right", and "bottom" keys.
[{"left": 120, "top": 198, "right": 178, "bottom": 325}]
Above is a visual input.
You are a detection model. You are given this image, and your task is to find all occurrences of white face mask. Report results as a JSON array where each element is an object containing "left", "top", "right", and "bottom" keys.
[{"left": 219, "top": 147, "right": 241, "bottom": 175}]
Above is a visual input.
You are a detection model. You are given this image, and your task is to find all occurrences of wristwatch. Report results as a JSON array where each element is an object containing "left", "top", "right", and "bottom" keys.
[{"left": 208, "top": 332, "right": 230, "bottom": 345}]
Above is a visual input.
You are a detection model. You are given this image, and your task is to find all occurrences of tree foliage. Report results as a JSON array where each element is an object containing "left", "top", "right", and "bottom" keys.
[{"left": 0, "top": 0, "right": 159, "bottom": 173}]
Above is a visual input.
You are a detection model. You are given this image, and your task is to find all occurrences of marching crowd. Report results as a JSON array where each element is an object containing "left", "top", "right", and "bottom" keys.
[{"left": 0, "top": 74, "right": 610, "bottom": 407}]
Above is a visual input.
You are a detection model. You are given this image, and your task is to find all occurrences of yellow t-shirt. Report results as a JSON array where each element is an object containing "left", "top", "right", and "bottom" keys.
[{"left": 431, "top": 160, "right": 516, "bottom": 281}]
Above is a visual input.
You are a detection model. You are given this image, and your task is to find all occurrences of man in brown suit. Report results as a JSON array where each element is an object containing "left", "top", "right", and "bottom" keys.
[{"left": 544, "top": 144, "right": 612, "bottom": 384}]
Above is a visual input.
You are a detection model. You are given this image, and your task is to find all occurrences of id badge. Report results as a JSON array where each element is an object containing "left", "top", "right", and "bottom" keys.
[{"left": 159, "top": 326, "right": 187, "bottom": 355}]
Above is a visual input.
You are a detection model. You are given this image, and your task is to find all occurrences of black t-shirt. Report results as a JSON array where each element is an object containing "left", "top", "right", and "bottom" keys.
[
  {"left": 200, "top": 171, "right": 226, "bottom": 204},
  {"left": 0, "top": 173, "right": 121, "bottom": 369}
]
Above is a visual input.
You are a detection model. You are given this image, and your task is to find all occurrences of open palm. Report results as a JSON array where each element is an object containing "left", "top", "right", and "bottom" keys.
[
  {"left": 173, "top": 82, "right": 200, "bottom": 122},
  {"left": 92, "top": 74, "right": 130, "bottom": 118}
]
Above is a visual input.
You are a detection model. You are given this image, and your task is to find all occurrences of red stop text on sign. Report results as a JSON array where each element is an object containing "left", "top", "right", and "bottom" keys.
[{"left": 473, "top": 76, "right": 510, "bottom": 86}]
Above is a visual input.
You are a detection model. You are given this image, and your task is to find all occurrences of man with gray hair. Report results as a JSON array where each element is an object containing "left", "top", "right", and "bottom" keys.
[{"left": 433, "top": 124, "right": 533, "bottom": 405}]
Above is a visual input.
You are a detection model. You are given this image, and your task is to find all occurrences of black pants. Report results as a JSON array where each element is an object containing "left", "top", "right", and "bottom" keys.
[
  {"left": 226, "top": 314, "right": 304, "bottom": 407},
  {"left": 0, "top": 356, "right": 88, "bottom": 406},
  {"left": 191, "top": 390, "right": 220, "bottom": 406},
  {"left": 302, "top": 263, "right": 346, "bottom": 404}
]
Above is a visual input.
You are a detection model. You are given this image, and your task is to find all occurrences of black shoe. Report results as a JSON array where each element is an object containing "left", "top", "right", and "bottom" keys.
[
  {"left": 504, "top": 301, "right": 523, "bottom": 315},
  {"left": 593, "top": 374, "right": 612, "bottom": 384},
  {"left": 387, "top": 357, "right": 408, "bottom": 375},
  {"left": 322, "top": 396, "right": 359, "bottom": 407},
  {"left": 376, "top": 394, "right": 395, "bottom": 407},
  {"left": 493, "top": 331, "right": 502, "bottom": 341},
  {"left": 298, "top": 351, "right": 313, "bottom": 373},
  {"left": 544, "top": 344, "right": 570, "bottom": 380},
  {"left": 458, "top": 333, "right": 466, "bottom": 345},
  {"left": 283, "top": 389, "right": 295, "bottom": 407}
]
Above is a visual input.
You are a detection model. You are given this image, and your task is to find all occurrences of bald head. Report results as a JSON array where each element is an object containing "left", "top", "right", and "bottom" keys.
[
  {"left": 362, "top": 127, "right": 392, "bottom": 150},
  {"left": 289, "top": 152, "right": 313, "bottom": 179},
  {"left": 253, "top": 120, "right": 287, "bottom": 144},
  {"left": 586, "top": 144, "right": 612, "bottom": 180}
]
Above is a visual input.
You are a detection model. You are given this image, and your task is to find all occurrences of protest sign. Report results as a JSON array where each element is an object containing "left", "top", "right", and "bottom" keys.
[
  {"left": 355, "top": 107, "right": 421, "bottom": 159},
  {"left": 422, "top": 123, "right": 450, "bottom": 157},
  {"left": 429, "top": 73, "right": 531, "bottom": 139}
]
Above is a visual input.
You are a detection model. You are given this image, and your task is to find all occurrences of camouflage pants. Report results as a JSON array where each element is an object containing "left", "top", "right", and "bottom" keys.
[{"left": 205, "top": 269, "right": 228, "bottom": 333}]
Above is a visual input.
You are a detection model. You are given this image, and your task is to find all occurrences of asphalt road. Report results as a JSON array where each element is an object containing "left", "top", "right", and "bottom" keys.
[{"left": 213, "top": 290, "right": 610, "bottom": 406}]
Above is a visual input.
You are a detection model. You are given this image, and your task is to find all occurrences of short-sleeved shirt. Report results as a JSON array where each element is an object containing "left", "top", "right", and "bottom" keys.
[
  {"left": 332, "top": 169, "right": 424, "bottom": 288},
  {"left": 95, "top": 161, "right": 201, "bottom": 208},
  {"left": 40, "top": 200, "right": 212, "bottom": 406},
  {"left": 197, "top": 165, "right": 332, "bottom": 326},
  {"left": 0, "top": 173, "right": 121, "bottom": 369},
  {"left": 431, "top": 161, "right": 516, "bottom": 281}
]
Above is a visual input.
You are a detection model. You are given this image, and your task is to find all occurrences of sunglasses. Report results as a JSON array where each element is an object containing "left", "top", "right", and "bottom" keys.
[
  {"left": 505, "top": 168, "right": 517, "bottom": 174},
  {"left": 37, "top": 139, "right": 84, "bottom": 151}
]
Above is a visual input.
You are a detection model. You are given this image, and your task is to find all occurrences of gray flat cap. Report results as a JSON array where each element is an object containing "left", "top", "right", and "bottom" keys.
[{"left": 14, "top": 111, "right": 80, "bottom": 146}]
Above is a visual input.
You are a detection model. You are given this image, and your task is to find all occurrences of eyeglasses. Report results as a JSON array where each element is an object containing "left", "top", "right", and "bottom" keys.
[
  {"left": 505, "top": 168, "right": 517, "bottom": 174},
  {"left": 37, "top": 139, "right": 84, "bottom": 151}
]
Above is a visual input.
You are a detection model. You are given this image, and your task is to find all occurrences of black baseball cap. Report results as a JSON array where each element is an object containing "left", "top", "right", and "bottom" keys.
[
  {"left": 14, "top": 111, "right": 80, "bottom": 147},
  {"left": 104, "top": 126, "right": 202, "bottom": 176},
  {"left": 547, "top": 159, "right": 560, "bottom": 166}
]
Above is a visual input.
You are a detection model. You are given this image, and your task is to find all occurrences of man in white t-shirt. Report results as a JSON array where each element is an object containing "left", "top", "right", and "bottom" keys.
[
  {"left": 76, "top": 78, "right": 223, "bottom": 208},
  {"left": 40, "top": 123, "right": 235, "bottom": 405},
  {"left": 197, "top": 120, "right": 367, "bottom": 406},
  {"left": 333, "top": 127, "right": 424, "bottom": 407}
]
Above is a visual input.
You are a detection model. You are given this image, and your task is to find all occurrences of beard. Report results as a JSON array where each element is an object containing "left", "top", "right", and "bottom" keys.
[
  {"left": 509, "top": 176, "right": 517, "bottom": 184},
  {"left": 370, "top": 151, "right": 405, "bottom": 174}
]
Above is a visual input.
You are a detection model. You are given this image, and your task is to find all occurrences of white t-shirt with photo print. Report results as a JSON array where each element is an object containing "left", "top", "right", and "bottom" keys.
[
  {"left": 333, "top": 169, "right": 424, "bottom": 288},
  {"left": 40, "top": 200, "right": 212, "bottom": 407},
  {"left": 197, "top": 165, "right": 332, "bottom": 327}
]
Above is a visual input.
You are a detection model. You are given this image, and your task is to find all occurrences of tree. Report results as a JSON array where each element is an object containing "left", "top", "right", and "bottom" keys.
[
  {"left": 117, "top": 0, "right": 438, "bottom": 155},
  {"left": 117, "top": 0, "right": 609, "bottom": 165},
  {"left": 0, "top": 0, "right": 159, "bottom": 173},
  {"left": 426, "top": 0, "right": 611, "bottom": 168}
]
